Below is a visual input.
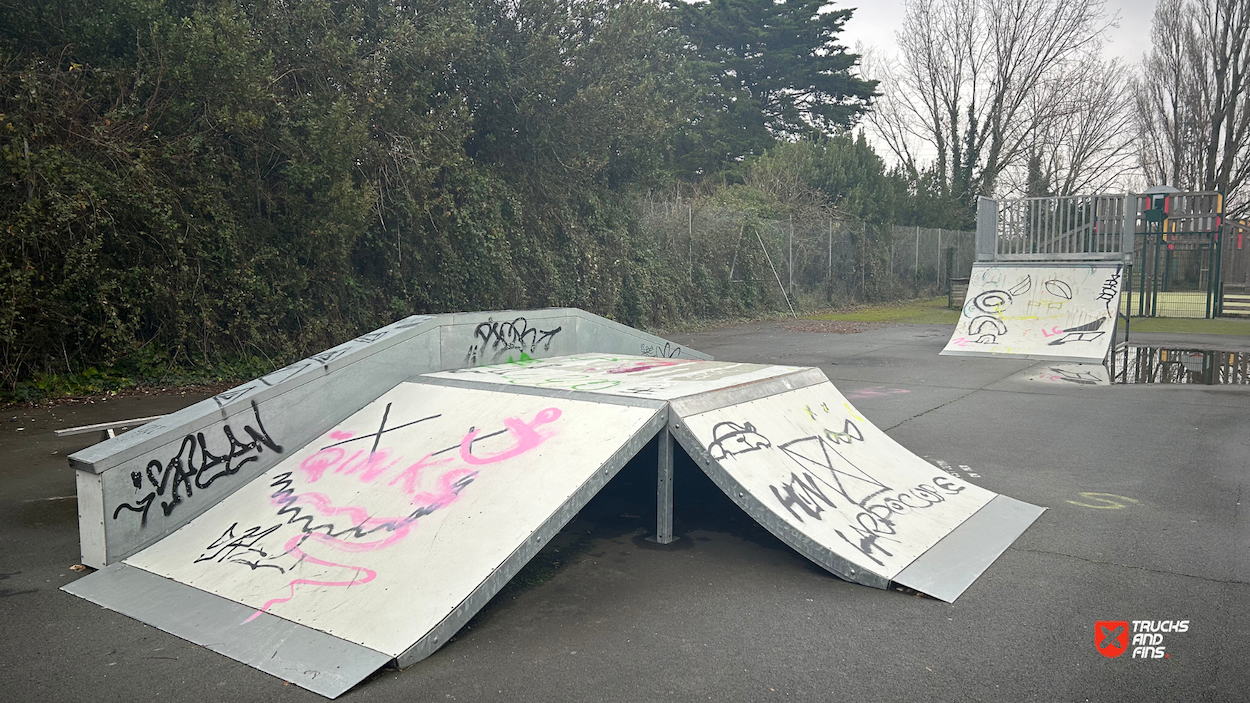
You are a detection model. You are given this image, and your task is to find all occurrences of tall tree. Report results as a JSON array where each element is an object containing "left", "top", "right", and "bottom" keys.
[
  {"left": 868, "top": 0, "right": 1112, "bottom": 203},
  {"left": 1136, "top": 0, "right": 1250, "bottom": 212},
  {"left": 1014, "top": 56, "right": 1137, "bottom": 196},
  {"left": 673, "top": 0, "right": 877, "bottom": 177}
]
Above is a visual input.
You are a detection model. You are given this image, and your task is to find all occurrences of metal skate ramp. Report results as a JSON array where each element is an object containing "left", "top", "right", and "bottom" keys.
[
  {"left": 431, "top": 356, "right": 1045, "bottom": 600},
  {"left": 67, "top": 379, "right": 667, "bottom": 697},
  {"left": 66, "top": 354, "right": 1043, "bottom": 698},
  {"left": 942, "top": 262, "right": 1124, "bottom": 363}
]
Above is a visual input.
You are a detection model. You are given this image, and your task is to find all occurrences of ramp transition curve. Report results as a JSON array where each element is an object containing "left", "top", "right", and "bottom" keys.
[{"left": 942, "top": 262, "right": 1124, "bottom": 363}]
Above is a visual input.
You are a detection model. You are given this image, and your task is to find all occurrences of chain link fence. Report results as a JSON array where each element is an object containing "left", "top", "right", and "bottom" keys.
[{"left": 638, "top": 199, "right": 975, "bottom": 314}]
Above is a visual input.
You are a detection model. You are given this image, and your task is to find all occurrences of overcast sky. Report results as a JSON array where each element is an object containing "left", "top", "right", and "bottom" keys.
[{"left": 837, "top": 0, "right": 1159, "bottom": 65}]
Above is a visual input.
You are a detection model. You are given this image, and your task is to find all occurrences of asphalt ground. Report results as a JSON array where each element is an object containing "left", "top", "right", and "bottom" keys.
[{"left": 2, "top": 322, "right": 1248, "bottom": 702}]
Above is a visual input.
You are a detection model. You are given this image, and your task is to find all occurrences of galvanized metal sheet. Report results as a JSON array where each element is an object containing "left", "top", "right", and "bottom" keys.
[
  {"left": 568, "top": 311, "right": 711, "bottom": 361},
  {"left": 395, "top": 405, "right": 667, "bottom": 667},
  {"left": 942, "top": 263, "right": 1124, "bottom": 363},
  {"left": 427, "top": 354, "right": 800, "bottom": 400},
  {"left": 892, "top": 495, "right": 1045, "bottom": 602},
  {"left": 69, "top": 310, "right": 706, "bottom": 569},
  {"left": 62, "top": 563, "right": 391, "bottom": 698},
  {"left": 673, "top": 381, "right": 1005, "bottom": 588},
  {"left": 124, "top": 381, "right": 661, "bottom": 658},
  {"left": 70, "top": 314, "right": 438, "bottom": 472}
]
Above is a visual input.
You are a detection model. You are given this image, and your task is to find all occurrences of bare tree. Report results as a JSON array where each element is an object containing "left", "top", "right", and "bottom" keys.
[
  {"left": 1137, "top": 0, "right": 1250, "bottom": 213},
  {"left": 1012, "top": 56, "right": 1138, "bottom": 196},
  {"left": 867, "top": 0, "right": 1114, "bottom": 202}
]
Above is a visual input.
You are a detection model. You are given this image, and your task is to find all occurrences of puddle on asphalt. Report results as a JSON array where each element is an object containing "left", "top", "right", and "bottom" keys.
[{"left": 1023, "top": 347, "right": 1250, "bottom": 386}]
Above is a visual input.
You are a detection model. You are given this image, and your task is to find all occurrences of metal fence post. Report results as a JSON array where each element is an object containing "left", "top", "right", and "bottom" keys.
[
  {"left": 861, "top": 222, "right": 867, "bottom": 296},
  {"left": 828, "top": 218, "right": 833, "bottom": 284},
  {"left": 976, "top": 197, "right": 998, "bottom": 261},
  {"left": 688, "top": 204, "right": 693, "bottom": 284}
]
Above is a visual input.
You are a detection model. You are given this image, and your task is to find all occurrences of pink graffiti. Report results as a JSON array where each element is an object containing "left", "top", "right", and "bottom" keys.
[
  {"left": 604, "top": 360, "right": 685, "bottom": 374},
  {"left": 328, "top": 431, "right": 354, "bottom": 440},
  {"left": 388, "top": 452, "right": 454, "bottom": 495},
  {"left": 247, "top": 407, "right": 563, "bottom": 622},
  {"left": 299, "top": 447, "right": 345, "bottom": 482},
  {"left": 1041, "top": 326, "right": 1064, "bottom": 338},
  {"left": 460, "top": 407, "right": 561, "bottom": 465},
  {"left": 245, "top": 532, "right": 380, "bottom": 623}
]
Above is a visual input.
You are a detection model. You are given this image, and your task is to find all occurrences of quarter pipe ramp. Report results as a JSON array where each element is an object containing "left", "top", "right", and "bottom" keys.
[{"left": 942, "top": 262, "right": 1124, "bottom": 363}]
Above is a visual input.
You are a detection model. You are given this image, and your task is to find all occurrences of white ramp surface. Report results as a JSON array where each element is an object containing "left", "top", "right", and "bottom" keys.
[
  {"left": 942, "top": 263, "right": 1124, "bottom": 363},
  {"left": 120, "top": 381, "right": 661, "bottom": 673},
  {"left": 65, "top": 354, "right": 1045, "bottom": 697},
  {"left": 434, "top": 355, "right": 1044, "bottom": 601},
  {"left": 672, "top": 381, "right": 1039, "bottom": 599},
  {"left": 427, "top": 354, "right": 804, "bottom": 399}
]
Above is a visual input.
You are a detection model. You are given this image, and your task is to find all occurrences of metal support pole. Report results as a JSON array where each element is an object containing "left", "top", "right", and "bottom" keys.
[
  {"left": 788, "top": 214, "right": 793, "bottom": 294},
  {"left": 1123, "top": 262, "right": 1132, "bottom": 348},
  {"left": 756, "top": 228, "right": 797, "bottom": 318},
  {"left": 1151, "top": 224, "right": 1161, "bottom": 316},
  {"left": 688, "top": 204, "right": 693, "bottom": 284},
  {"left": 828, "top": 218, "right": 832, "bottom": 283},
  {"left": 728, "top": 223, "right": 743, "bottom": 282},
  {"left": 653, "top": 424, "right": 675, "bottom": 545}
]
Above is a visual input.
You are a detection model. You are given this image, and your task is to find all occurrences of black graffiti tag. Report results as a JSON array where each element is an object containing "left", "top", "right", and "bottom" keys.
[
  {"left": 195, "top": 522, "right": 285, "bottom": 572},
  {"left": 640, "top": 342, "right": 682, "bottom": 358},
  {"left": 466, "top": 317, "right": 562, "bottom": 364},
  {"left": 707, "top": 421, "right": 771, "bottom": 459},
  {"left": 1047, "top": 317, "right": 1107, "bottom": 346},
  {"left": 1096, "top": 268, "right": 1122, "bottom": 311},
  {"left": 112, "top": 401, "right": 283, "bottom": 527},
  {"left": 769, "top": 432, "right": 966, "bottom": 567}
]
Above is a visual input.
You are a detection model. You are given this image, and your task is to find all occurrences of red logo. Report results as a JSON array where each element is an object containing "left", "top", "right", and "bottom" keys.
[{"left": 1096, "top": 621, "right": 1129, "bottom": 658}]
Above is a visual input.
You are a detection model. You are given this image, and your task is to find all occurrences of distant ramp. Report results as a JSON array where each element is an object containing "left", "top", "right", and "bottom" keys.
[{"left": 941, "top": 262, "right": 1124, "bottom": 363}]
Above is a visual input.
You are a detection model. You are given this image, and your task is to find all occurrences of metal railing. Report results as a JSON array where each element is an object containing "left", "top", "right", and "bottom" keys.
[{"left": 977, "top": 194, "right": 1133, "bottom": 262}]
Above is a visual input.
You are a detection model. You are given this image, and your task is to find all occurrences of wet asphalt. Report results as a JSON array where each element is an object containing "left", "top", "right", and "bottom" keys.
[{"left": 2, "top": 321, "right": 1248, "bottom": 702}]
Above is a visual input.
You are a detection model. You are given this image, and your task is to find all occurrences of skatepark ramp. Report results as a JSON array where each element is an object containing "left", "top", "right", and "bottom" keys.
[
  {"left": 64, "top": 326, "right": 1044, "bottom": 697},
  {"left": 942, "top": 262, "right": 1124, "bottom": 363},
  {"left": 68, "top": 308, "right": 708, "bottom": 569}
]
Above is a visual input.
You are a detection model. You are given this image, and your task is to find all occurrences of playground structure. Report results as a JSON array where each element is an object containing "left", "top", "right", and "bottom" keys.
[
  {"left": 972, "top": 188, "right": 1237, "bottom": 320},
  {"left": 62, "top": 310, "right": 1043, "bottom": 698}
]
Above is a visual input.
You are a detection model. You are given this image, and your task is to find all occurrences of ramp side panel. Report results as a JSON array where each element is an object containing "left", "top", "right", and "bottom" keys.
[
  {"left": 941, "top": 263, "right": 1123, "bottom": 363},
  {"left": 675, "top": 382, "right": 996, "bottom": 584},
  {"left": 124, "top": 382, "right": 661, "bottom": 658},
  {"left": 569, "top": 310, "right": 712, "bottom": 361},
  {"left": 63, "top": 563, "right": 390, "bottom": 699},
  {"left": 428, "top": 354, "right": 801, "bottom": 401},
  {"left": 892, "top": 495, "right": 1045, "bottom": 602},
  {"left": 434, "top": 310, "right": 711, "bottom": 368},
  {"left": 70, "top": 314, "right": 438, "bottom": 472},
  {"left": 92, "top": 331, "right": 440, "bottom": 567}
]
